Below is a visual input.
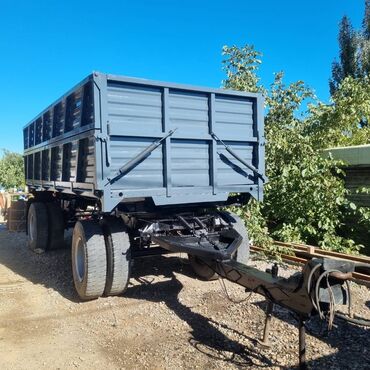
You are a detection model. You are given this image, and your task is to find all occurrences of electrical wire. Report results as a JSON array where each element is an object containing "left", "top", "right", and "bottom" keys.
[
  {"left": 335, "top": 312, "right": 370, "bottom": 327},
  {"left": 218, "top": 277, "right": 253, "bottom": 304}
]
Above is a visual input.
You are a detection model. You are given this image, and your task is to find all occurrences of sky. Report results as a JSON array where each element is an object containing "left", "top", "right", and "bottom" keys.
[{"left": 0, "top": 0, "right": 366, "bottom": 153}]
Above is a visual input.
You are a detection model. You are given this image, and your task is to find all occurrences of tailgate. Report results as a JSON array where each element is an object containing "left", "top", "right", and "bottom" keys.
[{"left": 96, "top": 74, "right": 264, "bottom": 210}]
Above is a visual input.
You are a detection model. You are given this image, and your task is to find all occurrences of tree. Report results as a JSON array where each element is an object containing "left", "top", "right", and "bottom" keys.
[
  {"left": 222, "top": 44, "right": 369, "bottom": 254},
  {"left": 222, "top": 45, "right": 263, "bottom": 93},
  {"left": 329, "top": 16, "right": 359, "bottom": 95},
  {"left": 360, "top": 0, "right": 370, "bottom": 75},
  {"left": 307, "top": 75, "right": 370, "bottom": 148},
  {"left": 363, "top": 0, "right": 370, "bottom": 40},
  {"left": 0, "top": 150, "right": 24, "bottom": 190},
  {"left": 330, "top": 2, "right": 370, "bottom": 94}
]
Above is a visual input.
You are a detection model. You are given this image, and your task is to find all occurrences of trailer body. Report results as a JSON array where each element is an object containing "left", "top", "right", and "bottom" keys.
[
  {"left": 21, "top": 74, "right": 369, "bottom": 370},
  {"left": 23, "top": 72, "right": 264, "bottom": 212},
  {"left": 23, "top": 72, "right": 264, "bottom": 302}
]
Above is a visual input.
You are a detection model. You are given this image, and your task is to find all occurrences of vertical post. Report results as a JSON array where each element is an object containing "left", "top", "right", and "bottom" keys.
[
  {"left": 209, "top": 93, "right": 217, "bottom": 195},
  {"left": 62, "top": 97, "right": 68, "bottom": 134},
  {"left": 74, "top": 139, "right": 80, "bottom": 183},
  {"left": 48, "top": 148, "right": 52, "bottom": 182},
  {"left": 299, "top": 318, "right": 307, "bottom": 370},
  {"left": 258, "top": 300, "right": 274, "bottom": 347},
  {"left": 163, "top": 87, "right": 171, "bottom": 197},
  {"left": 256, "top": 95, "right": 265, "bottom": 201}
]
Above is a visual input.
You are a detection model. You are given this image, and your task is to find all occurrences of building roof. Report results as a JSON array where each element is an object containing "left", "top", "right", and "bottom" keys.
[{"left": 322, "top": 144, "right": 370, "bottom": 166}]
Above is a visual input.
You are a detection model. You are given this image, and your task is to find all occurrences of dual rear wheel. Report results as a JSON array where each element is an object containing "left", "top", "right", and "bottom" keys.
[
  {"left": 27, "top": 202, "right": 131, "bottom": 301},
  {"left": 71, "top": 217, "right": 131, "bottom": 300},
  {"left": 27, "top": 202, "right": 65, "bottom": 253},
  {"left": 28, "top": 203, "right": 248, "bottom": 298}
]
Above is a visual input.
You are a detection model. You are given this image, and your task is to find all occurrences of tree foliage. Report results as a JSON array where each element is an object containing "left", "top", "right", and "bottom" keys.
[
  {"left": 329, "top": 16, "right": 358, "bottom": 95},
  {"left": 222, "top": 45, "right": 263, "bottom": 93},
  {"left": 360, "top": 0, "right": 370, "bottom": 74},
  {"left": 307, "top": 76, "right": 370, "bottom": 148},
  {"left": 330, "top": 2, "right": 370, "bottom": 94},
  {"left": 222, "top": 44, "right": 370, "bottom": 254},
  {"left": 0, "top": 150, "right": 24, "bottom": 190}
]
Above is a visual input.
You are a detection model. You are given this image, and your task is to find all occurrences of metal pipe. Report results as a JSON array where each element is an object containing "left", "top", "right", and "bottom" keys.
[
  {"left": 299, "top": 318, "right": 307, "bottom": 370},
  {"left": 258, "top": 300, "right": 274, "bottom": 347}
]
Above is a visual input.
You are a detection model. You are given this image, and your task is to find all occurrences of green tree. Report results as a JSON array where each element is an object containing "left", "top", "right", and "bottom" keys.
[
  {"left": 329, "top": 16, "right": 359, "bottom": 95},
  {"left": 222, "top": 44, "right": 369, "bottom": 254},
  {"left": 330, "top": 2, "right": 370, "bottom": 94},
  {"left": 364, "top": 0, "right": 370, "bottom": 39},
  {"left": 222, "top": 45, "right": 263, "bottom": 93},
  {"left": 360, "top": 0, "right": 370, "bottom": 75},
  {"left": 0, "top": 150, "right": 25, "bottom": 190},
  {"left": 307, "top": 75, "right": 370, "bottom": 148}
]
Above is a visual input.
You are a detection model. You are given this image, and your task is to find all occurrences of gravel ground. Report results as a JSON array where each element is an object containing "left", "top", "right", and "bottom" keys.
[{"left": 0, "top": 227, "right": 369, "bottom": 370}]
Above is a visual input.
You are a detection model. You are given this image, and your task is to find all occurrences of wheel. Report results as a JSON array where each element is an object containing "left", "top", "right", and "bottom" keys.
[
  {"left": 188, "top": 255, "right": 218, "bottom": 281},
  {"left": 27, "top": 202, "right": 49, "bottom": 253},
  {"left": 101, "top": 217, "right": 131, "bottom": 296},
  {"left": 219, "top": 210, "right": 250, "bottom": 264},
  {"left": 46, "top": 202, "right": 65, "bottom": 250},
  {"left": 71, "top": 220, "right": 107, "bottom": 300}
]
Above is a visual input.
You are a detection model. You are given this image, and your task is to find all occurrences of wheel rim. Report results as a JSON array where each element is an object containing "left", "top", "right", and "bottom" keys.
[
  {"left": 29, "top": 213, "right": 35, "bottom": 242},
  {"left": 75, "top": 237, "right": 85, "bottom": 282}
]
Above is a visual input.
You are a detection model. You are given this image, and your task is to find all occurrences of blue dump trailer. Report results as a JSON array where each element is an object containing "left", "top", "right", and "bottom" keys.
[
  {"left": 23, "top": 72, "right": 265, "bottom": 299},
  {"left": 23, "top": 73, "right": 367, "bottom": 368}
]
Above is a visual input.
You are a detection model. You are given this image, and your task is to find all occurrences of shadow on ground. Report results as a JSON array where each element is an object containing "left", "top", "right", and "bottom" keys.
[
  {"left": 0, "top": 228, "right": 368, "bottom": 369},
  {"left": 0, "top": 228, "right": 78, "bottom": 301},
  {"left": 127, "top": 256, "right": 275, "bottom": 368}
]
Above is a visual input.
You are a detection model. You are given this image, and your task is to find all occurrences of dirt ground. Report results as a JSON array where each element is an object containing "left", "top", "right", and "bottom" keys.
[{"left": 0, "top": 225, "right": 369, "bottom": 370}]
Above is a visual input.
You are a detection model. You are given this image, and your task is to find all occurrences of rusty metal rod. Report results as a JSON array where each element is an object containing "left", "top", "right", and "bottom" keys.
[
  {"left": 258, "top": 300, "right": 274, "bottom": 347},
  {"left": 299, "top": 318, "right": 307, "bottom": 370}
]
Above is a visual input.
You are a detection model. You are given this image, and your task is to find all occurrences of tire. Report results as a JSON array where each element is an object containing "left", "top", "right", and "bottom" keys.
[
  {"left": 101, "top": 217, "right": 131, "bottom": 296},
  {"left": 188, "top": 255, "right": 218, "bottom": 281},
  {"left": 71, "top": 220, "right": 107, "bottom": 300},
  {"left": 219, "top": 210, "right": 250, "bottom": 264},
  {"left": 27, "top": 202, "right": 49, "bottom": 253},
  {"left": 46, "top": 202, "right": 65, "bottom": 250}
]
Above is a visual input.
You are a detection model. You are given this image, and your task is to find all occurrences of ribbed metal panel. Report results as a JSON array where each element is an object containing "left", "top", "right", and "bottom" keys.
[
  {"left": 168, "top": 91, "right": 209, "bottom": 136},
  {"left": 24, "top": 72, "right": 264, "bottom": 211},
  {"left": 214, "top": 95, "right": 254, "bottom": 141},
  {"left": 77, "top": 137, "right": 95, "bottom": 183},
  {"left": 50, "top": 146, "right": 62, "bottom": 181},
  {"left": 34, "top": 152, "right": 41, "bottom": 180},
  {"left": 107, "top": 83, "right": 163, "bottom": 136},
  {"left": 103, "top": 76, "right": 262, "bottom": 208},
  {"left": 41, "top": 149, "right": 50, "bottom": 181},
  {"left": 23, "top": 80, "right": 94, "bottom": 150},
  {"left": 217, "top": 143, "right": 254, "bottom": 186},
  {"left": 171, "top": 140, "right": 209, "bottom": 187},
  {"left": 110, "top": 137, "right": 163, "bottom": 189}
]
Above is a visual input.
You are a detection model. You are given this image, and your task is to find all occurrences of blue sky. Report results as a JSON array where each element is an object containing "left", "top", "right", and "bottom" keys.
[{"left": 0, "top": 0, "right": 365, "bottom": 153}]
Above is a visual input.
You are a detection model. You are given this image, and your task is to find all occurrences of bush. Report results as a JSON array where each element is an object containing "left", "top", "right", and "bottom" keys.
[
  {"left": 0, "top": 150, "right": 24, "bottom": 190},
  {"left": 222, "top": 45, "right": 369, "bottom": 254}
]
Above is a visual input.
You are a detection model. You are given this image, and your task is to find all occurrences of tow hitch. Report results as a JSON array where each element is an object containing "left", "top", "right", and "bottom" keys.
[{"left": 140, "top": 213, "right": 369, "bottom": 369}]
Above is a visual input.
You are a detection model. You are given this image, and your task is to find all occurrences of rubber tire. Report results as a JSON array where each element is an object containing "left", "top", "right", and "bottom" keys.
[
  {"left": 27, "top": 202, "right": 49, "bottom": 253},
  {"left": 46, "top": 202, "right": 65, "bottom": 250},
  {"left": 72, "top": 220, "right": 107, "bottom": 300},
  {"left": 219, "top": 210, "right": 250, "bottom": 264},
  {"left": 188, "top": 255, "right": 218, "bottom": 281},
  {"left": 101, "top": 217, "right": 131, "bottom": 296}
]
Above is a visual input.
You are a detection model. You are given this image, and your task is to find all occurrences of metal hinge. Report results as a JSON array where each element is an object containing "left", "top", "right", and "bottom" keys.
[{"left": 96, "top": 133, "right": 111, "bottom": 167}]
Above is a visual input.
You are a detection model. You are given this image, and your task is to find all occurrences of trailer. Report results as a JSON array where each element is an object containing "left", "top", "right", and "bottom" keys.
[
  {"left": 23, "top": 72, "right": 265, "bottom": 296},
  {"left": 23, "top": 73, "right": 368, "bottom": 369}
]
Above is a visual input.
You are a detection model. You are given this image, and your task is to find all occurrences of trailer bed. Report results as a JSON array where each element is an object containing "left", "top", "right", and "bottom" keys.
[{"left": 23, "top": 72, "right": 264, "bottom": 212}]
